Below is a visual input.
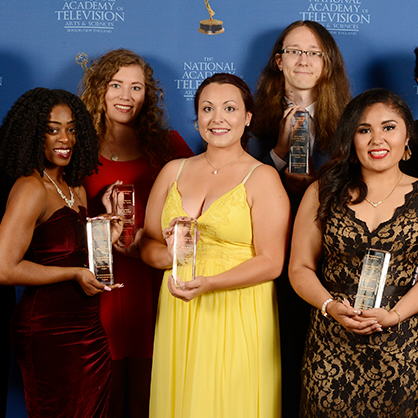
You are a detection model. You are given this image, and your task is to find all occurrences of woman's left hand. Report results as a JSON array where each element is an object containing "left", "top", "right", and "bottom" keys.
[
  {"left": 356, "top": 306, "right": 400, "bottom": 330},
  {"left": 167, "top": 275, "right": 211, "bottom": 302},
  {"left": 113, "top": 228, "right": 143, "bottom": 258}
]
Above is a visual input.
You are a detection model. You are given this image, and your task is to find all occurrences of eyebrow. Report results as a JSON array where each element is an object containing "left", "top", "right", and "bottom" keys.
[
  {"left": 48, "top": 120, "right": 75, "bottom": 125},
  {"left": 358, "top": 119, "right": 398, "bottom": 126},
  {"left": 110, "top": 78, "right": 144, "bottom": 86},
  {"left": 202, "top": 100, "right": 238, "bottom": 105}
]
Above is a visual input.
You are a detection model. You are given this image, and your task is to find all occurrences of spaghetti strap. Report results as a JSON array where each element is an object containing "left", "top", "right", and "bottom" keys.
[
  {"left": 175, "top": 159, "right": 187, "bottom": 182},
  {"left": 242, "top": 163, "right": 263, "bottom": 184}
]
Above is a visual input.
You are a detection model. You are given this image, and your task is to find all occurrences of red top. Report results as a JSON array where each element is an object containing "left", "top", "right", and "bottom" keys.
[{"left": 84, "top": 130, "right": 193, "bottom": 359}]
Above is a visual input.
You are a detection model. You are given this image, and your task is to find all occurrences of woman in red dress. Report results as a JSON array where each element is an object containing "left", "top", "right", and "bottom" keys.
[
  {"left": 80, "top": 48, "right": 193, "bottom": 418},
  {"left": 0, "top": 88, "right": 123, "bottom": 418}
]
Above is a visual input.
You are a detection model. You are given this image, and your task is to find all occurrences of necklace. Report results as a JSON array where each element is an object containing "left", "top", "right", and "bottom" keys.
[
  {"left": 364, "top": 173, "right": 403, "bottom": 208},
  {"left": 43, "top": 171, "right": 75, "bottom": 208},
  {"left": 105, "top": 137, "right": 133, "bottom": 162},
  {"left": 204, "top": 150, "right": 245, "bottom": 174}
]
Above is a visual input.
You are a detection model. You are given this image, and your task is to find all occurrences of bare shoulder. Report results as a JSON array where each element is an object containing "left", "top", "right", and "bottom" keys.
[{"left": 10, "top": 174, "right": 47, "bottom": 202}]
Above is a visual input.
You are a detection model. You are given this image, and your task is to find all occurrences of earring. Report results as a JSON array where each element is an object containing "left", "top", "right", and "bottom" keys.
[
  {"left": 194, "top": 121, "right": 199, "bottom": 131},
  {"left": 246, "top": 122, "right": 250, "bottom": 127},
  {"left": 402, "top": 144, "right": 412, "bottom": 161}
]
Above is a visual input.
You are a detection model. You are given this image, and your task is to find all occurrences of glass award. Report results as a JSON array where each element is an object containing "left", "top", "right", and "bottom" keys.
[
  {"left": 113, "top": 184, "right": 135, "bottom": 247},
  {"left": 87, "top": 219, "right": 114, "bottom": 285},
  {"left": 354, "top": 248, "right": 391, "bottom": 310},
  {"left": 172, "top": 219, "right": 198, "bottom": 287},
  {"left": 289, "top": 110, "right": 310, "bottom": 174}
]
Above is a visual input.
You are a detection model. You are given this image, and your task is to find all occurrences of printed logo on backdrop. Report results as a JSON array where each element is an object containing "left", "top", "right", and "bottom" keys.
[
  {"left": 175, "top": 57, "right": 237, "bottom": 101},
  {"left": 300, "top": 0, "right": 371, "bottom": 36},
  {"left": 55, "top": 0, "right": 125, "bottom": 33}
]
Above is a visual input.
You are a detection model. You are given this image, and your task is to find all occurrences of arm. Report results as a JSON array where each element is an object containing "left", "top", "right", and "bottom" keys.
[
  {"left": 140, "top": 159, "right": 185, "bottom": 269},
  {"left": 170, "top": 165, "right": 292, "bottom": 301},
  {"left": 288, "top": 183, "right": 382, "bottom": 334},
  {"left": 0, "top": 177, "right": 113, "bottom": 296}
]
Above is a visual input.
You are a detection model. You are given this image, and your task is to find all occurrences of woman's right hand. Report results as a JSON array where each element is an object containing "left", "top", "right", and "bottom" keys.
[
  {"left": 75, "top": 268, "right": 123, "bottom": 296},
  {"left": 101, "top": 180, "right": 123, "bottom": 213},
  {"left": 327, "top": 299, "right": 383, "bottom": 335}
]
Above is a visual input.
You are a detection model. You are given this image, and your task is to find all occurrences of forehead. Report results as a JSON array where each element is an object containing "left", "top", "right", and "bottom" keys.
[
  {"left": 283, "top": 26, "right": 321, "bottom": 48},
  {"left": 199, "top": 82, "right": 244, "bottom": 102},
  {"left": 111, "top": 65, "right": 145, "bottom": 81},
  {"left": 48, "top": 104, "right": 73, "bottom": 121},
  {"left": 361, "top": 102, "right": 403, "bottom": 120}
]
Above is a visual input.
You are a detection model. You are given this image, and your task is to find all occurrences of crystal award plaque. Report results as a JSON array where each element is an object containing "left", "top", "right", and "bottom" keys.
[
  {"left": 87, "top": 219, "right": 114, "bottom": 285},
  {"left": 172, "top": 219, "right": 198, "bottom": 287},
  {"left": 289, "top": 110, "right": 310, "bottom": 174},
  {"left": 354, "top": 249, "right": 391, "bottom": 310},
  {"left": 113, "top": 184, "right": 135, "bottom": 247}
]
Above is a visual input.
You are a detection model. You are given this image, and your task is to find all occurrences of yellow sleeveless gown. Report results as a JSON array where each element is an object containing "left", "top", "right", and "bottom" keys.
[{"left": 150, "top": 161, "right": 281, "bottom": 418}]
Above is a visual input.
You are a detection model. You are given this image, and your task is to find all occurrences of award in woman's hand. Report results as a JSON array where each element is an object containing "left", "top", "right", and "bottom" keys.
[
  {"left": 354, "top": 248, "right": 391, "bottom": 310},
  {"left": 289, "top": 111, "right": 310, "bottom": 174},
  {"left": 113, "top": 184, "right": 135, "bottom": 247},
  {"left": 87, "top": 219, "right": 114, "bottom": 285},
  {"left": 172, "top": 219, "right": 198, "bottom": 287}
]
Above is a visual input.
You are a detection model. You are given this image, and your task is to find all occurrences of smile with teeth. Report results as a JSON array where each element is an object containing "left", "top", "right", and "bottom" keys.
[
  {"left": 115, "top": 104, "right": 132, "bottom": 111},
  {"left": 210, "top": 128, "right": 229, "bottom": 134},
  {"left": 54, "top": 148, "right": 71, "bottom": 158},
  {"left": 369, "top": 149, "right": 388, "bottom": 158}
]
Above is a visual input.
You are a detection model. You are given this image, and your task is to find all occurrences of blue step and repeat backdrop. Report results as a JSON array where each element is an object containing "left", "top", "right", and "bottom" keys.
[{"left": 1, "top": 0, "right": 418, "bottom": 416}]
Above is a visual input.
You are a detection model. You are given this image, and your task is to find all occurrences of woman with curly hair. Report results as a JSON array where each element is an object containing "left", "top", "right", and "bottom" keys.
[
  {"left": 80, "top": 48, "right": 193, "bottom": 418},
  {"left": 0, "top": 87, "right": 123, "bottom": 418},
  {"left": 290, "top": 88, "right": 418, "bottom": 417}
]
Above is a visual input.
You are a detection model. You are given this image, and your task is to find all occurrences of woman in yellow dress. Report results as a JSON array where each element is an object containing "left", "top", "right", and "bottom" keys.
[{"left": 141, "top": 73, "right": 291, "bottom": 418}]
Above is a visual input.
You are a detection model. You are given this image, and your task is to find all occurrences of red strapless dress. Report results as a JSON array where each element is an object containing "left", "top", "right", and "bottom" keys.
[{"left": 10, "top": 206, "right": 112, "bottom": 418}]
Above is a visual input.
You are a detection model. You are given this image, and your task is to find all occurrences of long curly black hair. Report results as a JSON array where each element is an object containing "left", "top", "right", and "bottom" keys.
[{"left": 0, "top": 87, "right": 100, "bottom": 187}]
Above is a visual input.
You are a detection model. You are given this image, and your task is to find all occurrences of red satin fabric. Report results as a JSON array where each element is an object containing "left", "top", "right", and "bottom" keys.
[{"left": 10, "top": 206, "right": 112, "bottom": 418}]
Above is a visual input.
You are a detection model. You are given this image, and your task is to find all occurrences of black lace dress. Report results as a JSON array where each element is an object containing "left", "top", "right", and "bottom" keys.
[{"left": 300, "top": 182, "right": 418, "bottom": 418}]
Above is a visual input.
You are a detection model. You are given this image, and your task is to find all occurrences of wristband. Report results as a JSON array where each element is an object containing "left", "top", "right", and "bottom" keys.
[{"left": 321, "top": 298, "right": 334, "bottom": 317}]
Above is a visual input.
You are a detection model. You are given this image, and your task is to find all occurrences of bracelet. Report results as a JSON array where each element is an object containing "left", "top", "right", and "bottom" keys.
[
  {"left": 321, "top": 298, "right": 334, "bottom": 317},
  {"left": 388, "top": 309, "right": 401, "bottom": 333}
]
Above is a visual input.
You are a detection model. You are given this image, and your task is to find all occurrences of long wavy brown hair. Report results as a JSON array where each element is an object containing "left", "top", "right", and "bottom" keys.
[
  {"left": 253, "top": 21, "right": 351, "bottom": 155},
  {"left": 79, "top": 48, "right": 173, "bottom": 165}
]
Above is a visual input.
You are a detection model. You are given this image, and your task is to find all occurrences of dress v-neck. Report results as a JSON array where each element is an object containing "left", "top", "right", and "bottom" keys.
[
  {"left": 346, "top": 180, "right": 418, "bottom": 234},
  {"left": 173, "top": 181, "right": 245, "bottom": 220}
]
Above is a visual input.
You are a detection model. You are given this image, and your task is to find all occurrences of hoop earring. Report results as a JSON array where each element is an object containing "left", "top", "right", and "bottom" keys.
[
  {"left": 194, "top": 121, "right": 199, "bottom": 131},
  {"left": 402, "top": 144, "right": 412, "bottom": 161}
]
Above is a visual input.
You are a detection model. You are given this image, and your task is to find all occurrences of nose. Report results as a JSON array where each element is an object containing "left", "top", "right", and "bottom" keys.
[
  {"left": 297, "top": 52, "right": 309, "bottom": 64},
  {"left": 212, "top": 109, "right": 224, "bottom": 123},
  {"left": 371, "top": 130, "right": 384, "bottom": 145},
  {"left": 118, "top": 86, "right": 131, "bottom": 100}
]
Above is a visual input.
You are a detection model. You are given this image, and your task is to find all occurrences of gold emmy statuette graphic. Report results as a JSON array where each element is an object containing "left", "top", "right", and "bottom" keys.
[
  {"left": 199, "top": 0, "right": 224, "bottom": 35},
  {"left": 75, "top": 52, "right": 89, "bottom": 72}
]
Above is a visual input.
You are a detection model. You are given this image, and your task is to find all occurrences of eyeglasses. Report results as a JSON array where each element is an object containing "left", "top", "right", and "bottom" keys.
[{"left": 280, "top": 49, "right": 325, "bottom": 60}]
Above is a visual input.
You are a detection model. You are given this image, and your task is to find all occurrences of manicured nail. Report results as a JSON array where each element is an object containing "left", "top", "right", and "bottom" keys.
[
  {"left": 354, "top": 310, "right": 361, "bottom": 315},
  {"left": 104, "top": 286, "right": 112, "bottom": 291}
]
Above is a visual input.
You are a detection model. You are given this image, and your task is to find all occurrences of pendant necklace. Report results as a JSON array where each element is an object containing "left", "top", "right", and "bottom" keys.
[
  {"left": 105, "top": 137, "right": 133, "bottom": 162},
  {"left": 43, "top": 171, "right": 75, "bottom": 208},
  {"left": 204, "top": 150, "right": 245, "bottom": 174},
  {"left": 364, "top": 173, "right": 403, "bottom": 208}
]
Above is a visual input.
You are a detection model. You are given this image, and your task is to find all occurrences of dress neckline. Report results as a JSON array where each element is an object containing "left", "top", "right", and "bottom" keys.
[
  {"left": 346, "top": 180, "right": 418, "bottom": 234},
  {"left": 37, "top": 205, "right": 87, "bottom": 228},
  {"left": 173, "top": 181, "right": 245, "bottom": 220}
]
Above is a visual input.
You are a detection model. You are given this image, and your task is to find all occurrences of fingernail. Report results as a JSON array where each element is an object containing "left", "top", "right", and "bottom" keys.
[
  {"left": 118, "top": 283, "right": 124, "bottom": 288},
  {"left": 354, "top": 310, "right": 361, "bottom": 315},
  {"left": 104, "top": 286, "right": 112, "bottom": 291}
]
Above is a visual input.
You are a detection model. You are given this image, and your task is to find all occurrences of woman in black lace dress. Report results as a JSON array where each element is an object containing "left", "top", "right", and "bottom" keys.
[{"left": 289, "top": 88, "right": 418, "bottom": 417}]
